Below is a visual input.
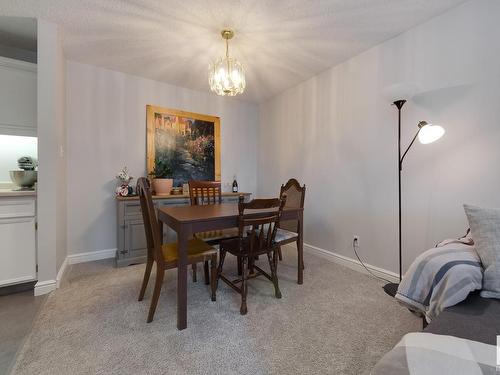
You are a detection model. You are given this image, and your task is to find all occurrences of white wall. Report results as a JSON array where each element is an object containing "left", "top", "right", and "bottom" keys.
[
  {"left": 258, "top": 0, "right": 500, "bottom": 274},
  {"left": 66, "top": 61, "right": 258, "bottom": 255},
  {"left": 36, "top": 19, "right": 67, "bottom": 289}
]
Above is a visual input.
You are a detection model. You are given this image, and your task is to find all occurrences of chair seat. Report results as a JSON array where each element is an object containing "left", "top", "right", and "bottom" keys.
[
  {"left": 194, "top": 228, "right": 240, "bottom": 243},
  {"left": 275, "top": 228, "right": 298, "bottom": 243},
  {"left": 253, "top": 226, "right": 298, "bottom": 244},
  {"left": 162, "top": 238, "right": 217, "bottom": 264},
  {"left": 220, "top": 236, "right": 278, "bottom": 257}
]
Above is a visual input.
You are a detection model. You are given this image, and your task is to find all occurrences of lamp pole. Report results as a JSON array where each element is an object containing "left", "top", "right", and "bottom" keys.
[
  {"left": 394, "top": 99, "right": 406, "bottom": 282},
  {"left": 383, "top": 101, "right": 443, "bottom": 298},
  {"left": 383, "top": 99, "right": 406, "bottom": 297}
]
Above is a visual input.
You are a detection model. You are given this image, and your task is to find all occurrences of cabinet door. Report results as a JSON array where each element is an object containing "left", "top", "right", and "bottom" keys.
[
  {"left": 0, "top": 57, "right": 37, "bottom": 136},
  {"left": 0, "top": 216, "right": 36, "bottom": 286},
  {"left": 124, "top": 219, "right": 147, "bottom": 258}
]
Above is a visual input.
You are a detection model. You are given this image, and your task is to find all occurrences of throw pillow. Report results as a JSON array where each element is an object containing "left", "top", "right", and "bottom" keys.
[{"left": 464, "top": 204, "right": 500, "bottom": 299}]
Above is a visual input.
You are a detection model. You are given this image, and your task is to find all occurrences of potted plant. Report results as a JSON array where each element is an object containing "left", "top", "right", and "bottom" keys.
[{"left": 149, "top": 157, "right": 173, "bottom": 196}]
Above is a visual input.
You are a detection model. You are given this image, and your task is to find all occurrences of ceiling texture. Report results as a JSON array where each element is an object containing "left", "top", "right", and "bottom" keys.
[{"left": 1, "top": 0, "right": 466, "bottom": 102}]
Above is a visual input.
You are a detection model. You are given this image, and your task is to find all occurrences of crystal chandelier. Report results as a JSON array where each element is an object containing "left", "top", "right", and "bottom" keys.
[{"left": 209, "top": 29, "right": 246, "bottom": 96}]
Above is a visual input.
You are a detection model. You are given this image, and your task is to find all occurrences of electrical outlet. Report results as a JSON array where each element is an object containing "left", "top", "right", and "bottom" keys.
[{"left": 353, "top": 235, "right": 360, "bottom": 247}]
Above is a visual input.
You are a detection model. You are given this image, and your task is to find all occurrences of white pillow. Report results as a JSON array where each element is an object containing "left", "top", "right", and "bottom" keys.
[{"left": 463, "top": 204, "right": 500, "bottom": 299}]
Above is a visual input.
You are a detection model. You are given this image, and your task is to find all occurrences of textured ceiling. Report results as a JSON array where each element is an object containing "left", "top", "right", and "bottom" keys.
[{"left": 1, "top": 0, "right": 466, "bottom": 102}]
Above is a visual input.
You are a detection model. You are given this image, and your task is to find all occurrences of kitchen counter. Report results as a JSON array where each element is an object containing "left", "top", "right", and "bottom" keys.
[
  {"left": 116, "top": 191, "right": 249, "bottom": 201},
  {"left": 0, "top": 189, "right": 37, "bottom": 197}
]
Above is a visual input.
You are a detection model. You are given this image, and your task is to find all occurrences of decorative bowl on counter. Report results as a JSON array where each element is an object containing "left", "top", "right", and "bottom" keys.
[{"left": 9, "top": 170, "right": 37, "bottom": 190}]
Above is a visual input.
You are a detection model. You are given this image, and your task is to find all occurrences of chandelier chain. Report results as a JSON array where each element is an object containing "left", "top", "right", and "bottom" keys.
[{"left": 226, "top": 38, "right": 230, "bottom": 72}]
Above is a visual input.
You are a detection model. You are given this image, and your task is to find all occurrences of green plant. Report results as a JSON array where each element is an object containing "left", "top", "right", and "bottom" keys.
[
  {"left": 18, "top": 156, "right": 37, "bottom": 171},
  {"left": 150, "top": 157, "right": 173, "bottom": 179}
]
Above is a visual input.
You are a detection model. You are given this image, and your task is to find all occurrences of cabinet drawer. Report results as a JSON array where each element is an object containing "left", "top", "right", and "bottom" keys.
[
  {"left": 159, "top": 198, "right": 189, "bottom": 207},
  {"left": 123, "top": 202, "right": 142, "bottom": 217},
  {"left": 123, "top": 201, "right": 159, "bottom": 218},
  {"left": 0, "top": 197, "right": 35, "bottom": 219}
]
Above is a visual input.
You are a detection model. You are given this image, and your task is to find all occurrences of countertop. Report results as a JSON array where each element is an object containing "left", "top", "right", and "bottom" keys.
[
  {"left": 0, "top": 189, "right": 37, "bottom": 197},
  {"left": 116, "top": 191, "right": 250, "bottom": 201}
]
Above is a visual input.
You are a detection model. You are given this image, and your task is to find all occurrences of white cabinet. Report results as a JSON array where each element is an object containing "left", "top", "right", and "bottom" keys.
[
  {"left": 0, "top": 196, "right": 36, "bottom": 287},
  {"left": 0, "top": 56, "right": 37, "bottom": 137}
]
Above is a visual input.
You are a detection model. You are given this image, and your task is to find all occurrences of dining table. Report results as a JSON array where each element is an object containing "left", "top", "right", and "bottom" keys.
[{"left": 157, "top": 201, "right": 304, "bottom": 330}]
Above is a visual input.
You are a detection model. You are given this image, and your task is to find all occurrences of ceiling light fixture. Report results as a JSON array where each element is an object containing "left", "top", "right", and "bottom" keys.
[{"left": 209, "top": 29, "right": 246, "bottom": 97}]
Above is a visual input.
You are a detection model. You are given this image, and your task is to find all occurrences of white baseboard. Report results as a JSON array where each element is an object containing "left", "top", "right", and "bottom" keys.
[
  {"left": 285, "top": 242, "right": 399, "bottom": 283},
  {"left": 67, "top": 248, "right": 116, "bottom": 265},
  {"left": 34, "top": 249, "right": 115, "bottom": 296},
  {"left": 34, "top": 279, "right": 57, "bottom": 296}
]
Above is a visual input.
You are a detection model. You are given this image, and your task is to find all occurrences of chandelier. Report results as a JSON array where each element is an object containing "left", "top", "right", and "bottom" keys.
[{"left": 209, "top": 29, "right": 246, "bottom": 96}]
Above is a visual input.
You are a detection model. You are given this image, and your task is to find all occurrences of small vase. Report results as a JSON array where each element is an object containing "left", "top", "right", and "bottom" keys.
[{"left": 152, "top": 178, "right": 173, "bottom": 196}]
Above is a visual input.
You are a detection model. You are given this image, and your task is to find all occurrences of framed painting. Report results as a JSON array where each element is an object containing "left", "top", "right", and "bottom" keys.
[{"left": 146, "top": 105, "right": 221, "bottom": 186}]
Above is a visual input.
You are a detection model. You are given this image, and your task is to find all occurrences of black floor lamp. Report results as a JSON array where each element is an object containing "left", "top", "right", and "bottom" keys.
[{"left": 383, "top": 99, "right": 445, "bottom": 297}]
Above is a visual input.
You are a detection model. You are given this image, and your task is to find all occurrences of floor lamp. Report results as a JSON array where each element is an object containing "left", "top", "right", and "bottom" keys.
[{"left": 383, "top": 99, "right": 445, "bottom": 297}]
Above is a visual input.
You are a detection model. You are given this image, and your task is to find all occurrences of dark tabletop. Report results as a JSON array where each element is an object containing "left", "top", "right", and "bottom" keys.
[{"left": 158, "top": 203, "right": 302, "bottom": 223}]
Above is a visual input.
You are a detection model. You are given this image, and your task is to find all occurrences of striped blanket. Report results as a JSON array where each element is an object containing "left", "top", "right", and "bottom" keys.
[
  {"left": 396, "top": 239, "right": 483, "bottom": 322},
  {"left": 371, "top": 333, "right": 496, "bottom": 375}
]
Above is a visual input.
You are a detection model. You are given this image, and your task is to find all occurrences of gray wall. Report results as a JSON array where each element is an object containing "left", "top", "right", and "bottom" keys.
[
  {"left": 65, "top": 61, "right": 258, "bottom": 255},
  {"left": 257, "top": 0, "right": 500, "bottom": 274},
  {"left": 37, "top": 19, "right": 67, "bottom": 283},
  {"left": 0, "top": 44, "right": 36, "bottom": 63}
]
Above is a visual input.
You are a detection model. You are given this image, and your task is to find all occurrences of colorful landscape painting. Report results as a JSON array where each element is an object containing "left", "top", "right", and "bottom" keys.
[{"left": 146, "top": 105, "right": 221, "bottom": 187}]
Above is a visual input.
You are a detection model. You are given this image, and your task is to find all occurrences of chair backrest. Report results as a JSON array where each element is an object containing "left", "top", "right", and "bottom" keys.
[
  {"left": 279, "top": 178, "right": 306, "bottom": 232},
  {"left": 136, "top": 177, "right": 164, "bottom": 266},
  {"left": 188, "top": 180, "right": 222, "bottom": 206},
  {"left": 237, "top": 195, "right": 286, "bottom": 256}
]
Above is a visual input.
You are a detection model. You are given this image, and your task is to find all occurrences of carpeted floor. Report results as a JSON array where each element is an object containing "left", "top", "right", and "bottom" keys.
[{"left": 11, "top": 250, "right": 420, "bottom": 375}]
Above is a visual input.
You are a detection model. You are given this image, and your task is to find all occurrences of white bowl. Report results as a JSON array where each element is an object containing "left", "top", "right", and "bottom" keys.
[{"left": 9, "top": 170, "right": 37, "bottom": 188}]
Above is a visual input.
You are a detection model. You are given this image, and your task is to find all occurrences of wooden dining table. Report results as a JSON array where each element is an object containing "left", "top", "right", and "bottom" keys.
[{"left": 157, "top": 201, "right": 304, "bottom": 330}]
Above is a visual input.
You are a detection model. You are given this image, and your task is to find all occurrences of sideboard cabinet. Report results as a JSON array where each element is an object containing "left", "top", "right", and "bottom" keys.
[{"left": 116, "top": 192, "right": 251, "bottom": 267}]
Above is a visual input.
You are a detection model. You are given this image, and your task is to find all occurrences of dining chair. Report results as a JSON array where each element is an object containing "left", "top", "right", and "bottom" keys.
[
  {"left": 188, "top": 180, "right": 241, "bottom": 278},
  {"left": 136, "top": 177, "right": 218, "bottom": 323},
  {"left": 275, "top": 178, "right": 306, "bottom": 266},
  {"left": 217, "top": 195, "right": 286, "bottom": 315}
]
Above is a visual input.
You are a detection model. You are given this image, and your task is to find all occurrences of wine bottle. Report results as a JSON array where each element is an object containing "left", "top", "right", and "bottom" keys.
[{"left": 232, "top": 176, "right": 238, "bottom": 193}]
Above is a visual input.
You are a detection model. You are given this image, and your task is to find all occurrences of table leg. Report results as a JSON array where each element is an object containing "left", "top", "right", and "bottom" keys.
[
  {"left": 177, "top": 227, "right": 188, "bottom": 330},
  {"left": 297, "top": 211, "right": 304, "bottom": 285}
]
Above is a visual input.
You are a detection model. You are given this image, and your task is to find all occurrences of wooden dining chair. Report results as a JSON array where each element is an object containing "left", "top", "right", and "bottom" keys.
[
  {"left": 217, "top": 195, "right": 286, "bottom": 315},
  {"left": 276, "top": 178, "right": 306, "bottom": 266},
  {"left": 188, "top": 180, "right": 241, "bottom": 278},
  {"left": 136, "top": 177, "right": 218, "bottom": 323}
]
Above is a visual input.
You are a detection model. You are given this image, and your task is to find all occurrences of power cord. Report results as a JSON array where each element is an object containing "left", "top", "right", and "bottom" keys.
[{"left": 352, "top": 237, "right": 392, "bottom": 283}]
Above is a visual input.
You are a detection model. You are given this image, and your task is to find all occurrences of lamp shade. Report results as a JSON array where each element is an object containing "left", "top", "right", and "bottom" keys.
[{"left": 417, "top": 122, "right": 445, "bottom": 144}]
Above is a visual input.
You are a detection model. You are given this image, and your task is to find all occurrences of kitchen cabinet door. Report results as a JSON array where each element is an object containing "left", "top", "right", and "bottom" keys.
[{"left": 0, "top": 216, "right": 36, "bottom": 286}]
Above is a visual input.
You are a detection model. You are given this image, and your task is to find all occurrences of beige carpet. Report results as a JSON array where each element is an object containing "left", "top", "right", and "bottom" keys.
[{"left": 11, "top": 250, "right": 420, "bottom": 375}]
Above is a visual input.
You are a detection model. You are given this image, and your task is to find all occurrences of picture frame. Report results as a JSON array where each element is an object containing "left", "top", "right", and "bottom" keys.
[{"left": 146, "top": 105, "right": 221, "bottom": 186}]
